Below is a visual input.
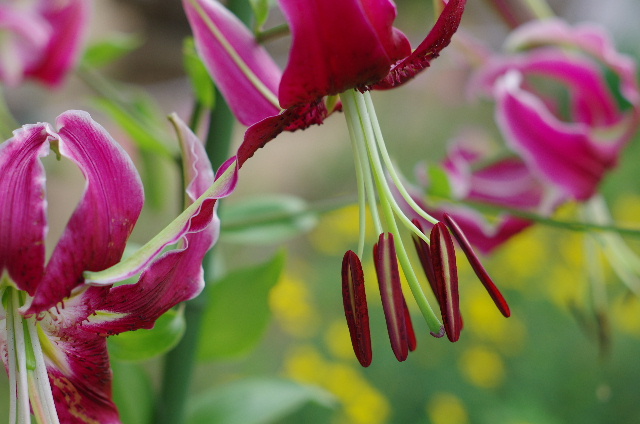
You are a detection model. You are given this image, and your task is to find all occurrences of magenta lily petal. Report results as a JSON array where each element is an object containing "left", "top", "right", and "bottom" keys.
[
  {"left": 506, "top": 18, "right": 640, "bottom": 104},
  {"left": 495, "top": 72, "right": 620, "bottom": 201},
  {"left": 372, "top": 0, "right": 467, "bottom": 89},
  {"left": 429, "top": 222, "right": 461, "bottom": 342},
  {"left": 472, "top": 50, "right": 622, "bottom": 126},
  {"left": 25, "top": 0, "right": 91, "bottom": 87},
  {"left": 0, "top": 124, "right": 52, "bottom": 294},
  {"left": 83, "top": 117, "right": 225, "bottom": 335},
  {"left": 471, "top": 19, "right": 640, "bottom": 202},
  {"left": 0, "top": 5, "right": 51, "bottom": 85},
  {"left": 341, "top": 250, "right": 372, "bottom": 367},
  {"left": 26, "top": 110, "right": 144, "bottom": 315},
  {"left": 373, "top": 233, "right": 409, "bottom": 362},
  {"left": 278, "top": 0, "right": 410, "bottom": 108},
  {"left": 183, "top": 0, "right": 282, "bottom": 126}
]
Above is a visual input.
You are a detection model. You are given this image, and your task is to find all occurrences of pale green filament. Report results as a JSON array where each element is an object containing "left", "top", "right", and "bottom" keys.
[
  {"left": 341, "top": 89, "right": 442, "bottom": 333},
  {"left": 363, "top": 92, "right": 439, "bottom": 227}
]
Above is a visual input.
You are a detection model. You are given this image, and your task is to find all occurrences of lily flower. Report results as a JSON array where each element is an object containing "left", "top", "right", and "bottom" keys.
[
  {"left": 0, "top": 111, "right": 238, "bottom": 423},
  {"left": 183, "top": 0, "right": 466, "bottom": 165},
  {"left": 405, "top": 131, "right": 562, "bottom": 255},
  {"left": 184, "top": 0, "right": 509, "bottom": 365},
  {"left": 0, "top": 0, "right": 90, "bottom": 87},
  {"left": 470, "top": 18, "right": 640, "bottom": 201}
]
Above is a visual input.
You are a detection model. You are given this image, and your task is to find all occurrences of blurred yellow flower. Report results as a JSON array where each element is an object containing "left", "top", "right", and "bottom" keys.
[
  {"left": 269, "top": 273, "right": 320, "bottom": 338},
  {"left": 426, "top": 392, "right": 469, "bottom": 424},
  {"left": 309, "top": 204, "right": 374, "bottom": 255},
  {"left": 283, "top": 345, "right": 390, "bottom": 424},
  {"left": 459, "top": 346, "right": 506, "bottom": 389},
  {"left": 463, "top": 286, "right": 527, "bottom": 354}
]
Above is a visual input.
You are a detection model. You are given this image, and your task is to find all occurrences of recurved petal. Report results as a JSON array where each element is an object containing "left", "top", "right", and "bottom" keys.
[
  {"left": 26, "top": 111, "right": 144, "bottom": 315},
  {"left": 169, "top": 113, "right": 215, "bottom": 202},
  {"left": 84, "top": 156, "right": 237, "bottom": 288},
  {"left": 81, "top": 117, "right": 221, "bottom": 335},
  {"left": 342, "top": 250, "right": 372, "bottom": 367},
  {"left": 506, "top": 18, "right": 640, "bottom": 105},
  {"left": 429, "top": 222, "right": 462, "bottom": 342},
  {"left": 26, "top": 0, "right": 91, "bottom": 87},
  {"left": 277, "top": 0, "right": 410, "bottom": 108},
  {"left": 372, "top": 0, "right": 466, "bottom": 89},
  {"left": 183, "top": 0, "right": 282, "bottom": 126},
  {"left": 495, "top": 72, "right": 615, "bottom": 201},
  {"left": 443, "top": 214, "right": 510, "bottom": 317},
  {"left": 0, "top": 5, "right": 51, "bottom": 85},
  {"left": 374, "top": 233, "right": 408, "bottom": 362},
  {"left": 0, "top": 124, "right": 52, "bottom": 294}
]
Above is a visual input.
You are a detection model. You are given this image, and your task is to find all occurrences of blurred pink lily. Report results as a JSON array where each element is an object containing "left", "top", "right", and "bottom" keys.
[
  {"left": 471, "top": 18, "right": 640, "bottom": 201},
  {"left": 0, "top": 0, "right": 90, "bottom": 87},
  {"left": 183, "top": 0, "right": 466, "bottom": 165},
  {"left": 407, "top": 132, "right": 560, "bottom": 254},
  {"left": 0, "top": 111, "right": 237, "bottom": 423}
]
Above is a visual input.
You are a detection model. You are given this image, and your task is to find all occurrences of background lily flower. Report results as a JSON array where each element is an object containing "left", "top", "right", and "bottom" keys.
[
  {"left": 470, "top": 18, "right": 640, "bottom": 201},
  {"left": 183, "top": 0, "right": 466, "bottom": 165},
  {"left": 397, "top": 131, "right": 557, "bottom": 255},
  {"left": 0, "top": 0, "right": 90, "bottom": 87},
  {"left": 0, "top": 111, "right": 237, "bottom": 423}
]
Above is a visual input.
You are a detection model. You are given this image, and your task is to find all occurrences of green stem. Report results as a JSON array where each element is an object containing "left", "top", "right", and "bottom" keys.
[
  {"left": 155, "top": 1, "right": 250, "bottom": 423},
  {"left": 256, "top": 23, "right": 290, "bottom": 43}
]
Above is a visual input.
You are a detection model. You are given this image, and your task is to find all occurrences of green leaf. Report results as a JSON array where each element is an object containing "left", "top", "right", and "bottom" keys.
[
  {"left": 187, "top": 378, "right": 336, "bottom": 424},
  {"left": 183, "top": 37, "right": 215, "bottom": 109},
  {"left": 82, "top": 33, "right": 143, "bottom": 68},
  {"left": 111, "top": 361, "right": 154, "bottom": 424},
  {"left": 220, "top": 195, "right": 318, "bottom": 245},
  {"left": 108, "top": 308, "right": 186, "bottom": 361},
  {"left": 197, "top": 251, "right": 285, "bottom": 360},
  {"left": 426, "top": 164, "right": 452, "bottom": 198},
  {"left": 94, "top": 94, "right": 175, "bottom": 158},
  {"left": 249, "top": 0, "right": 274, "bottom": 30}
]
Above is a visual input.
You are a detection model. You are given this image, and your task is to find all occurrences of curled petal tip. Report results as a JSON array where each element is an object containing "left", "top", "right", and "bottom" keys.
[
  {"left": 342, "top": 250, "right": 372, "bottom": 367},
  {"left": 430, "top": 222, "right": 462, "bottom": 343},
  {"left": 443, "top": 214, "right": 511, "bottom": 318}
]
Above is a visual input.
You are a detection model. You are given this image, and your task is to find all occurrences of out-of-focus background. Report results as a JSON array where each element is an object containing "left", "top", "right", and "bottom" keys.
[{"left": 3, "top": 0, "right": 640, "bottom": 423}]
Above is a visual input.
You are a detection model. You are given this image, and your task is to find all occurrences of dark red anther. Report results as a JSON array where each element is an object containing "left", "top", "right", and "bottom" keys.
[
  {"left": 402, "top": 297, "right": 417, "bottom": 352},
  {"left": 430, "top": 222, "right": 462, "bottom": 342},
  {"left": 341, "top": 250, "right": 372, "bottom": 367},
  {"left": 374, "top": 233, "right": 409, "bottom": 362},
  {"left": 443, "top": 213, "right": 511, "bottom": 318},
  {"left": 411, "top": 219, "right": 440, "bottom": 303}
]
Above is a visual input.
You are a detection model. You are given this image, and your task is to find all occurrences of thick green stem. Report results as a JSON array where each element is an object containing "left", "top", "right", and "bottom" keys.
[{"left": 154, "top": 1, "right": 250, "bottom": 423}]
